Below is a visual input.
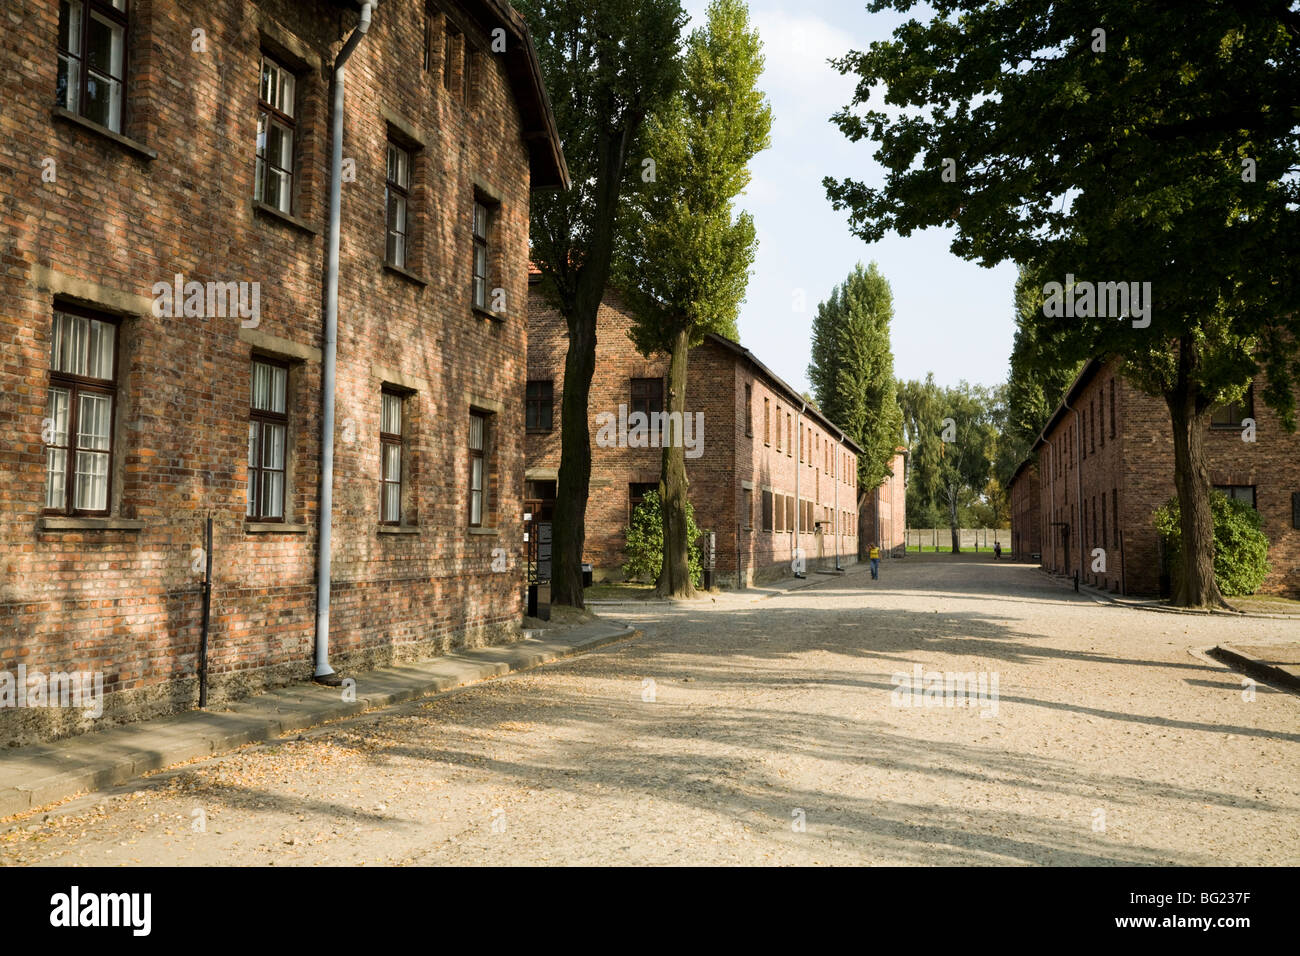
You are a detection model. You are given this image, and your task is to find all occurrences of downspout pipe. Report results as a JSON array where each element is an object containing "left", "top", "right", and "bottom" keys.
[
  {"left": 1064, "top": 398, "right": 1085, "bottom": 585},
  {"left": 834, "top": 429, "right": 843, "bottom": 571},
  {"left": 794, "top": 402, "right": 805, "bottom": 577},
  {"left": 315, "top": 1, "right": 375, "bottom": 683}
]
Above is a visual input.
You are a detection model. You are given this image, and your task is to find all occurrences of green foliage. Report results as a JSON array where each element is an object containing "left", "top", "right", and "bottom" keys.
[
  {"left": 824, "top": 0, "right": 1299, "bottom": 598},
  {"left": 623, "top": 490, "right": 704, "bottom": 586},
  {"left": 807, "top": 262, "right": 905, "bottom": 494},
  {"left": 898, "top": 376, "right": 999, "bottom": 540},
  {"left": 997, "top": 268, "right": 1085, "bottom": 487},
  {"left": 618, "top": 0, "right": 773, "bottom": 351},
  {"left": 519, "top": 0, "right": 687, "bottom": 310},
  {"left": 1154, "top": 492, "right": 1271, "bottom": 596}
]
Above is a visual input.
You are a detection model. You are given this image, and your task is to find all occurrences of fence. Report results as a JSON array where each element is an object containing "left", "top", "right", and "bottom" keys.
[{"left": 904, "top": 528, "right": 1009, "bottom": 551}]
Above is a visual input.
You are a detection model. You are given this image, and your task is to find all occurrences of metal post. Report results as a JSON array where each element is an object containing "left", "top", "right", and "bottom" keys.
[{"left": 198, "top": 515, "right": 212, "bottom": 708}]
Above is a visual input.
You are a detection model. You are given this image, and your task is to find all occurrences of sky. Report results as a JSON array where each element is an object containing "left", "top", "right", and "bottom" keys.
[{"left": 680, "top": 0, "right": 1019, "bottom": 394}]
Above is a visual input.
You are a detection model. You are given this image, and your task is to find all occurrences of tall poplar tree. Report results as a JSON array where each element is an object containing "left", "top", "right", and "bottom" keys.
[
  {"left": 620, "top": 0, "right": 773, "bottom": 598},
  {"left": 807, "top": 262, "right": 905, "bottom": 521},
  {"left": 518, "top": 0, "right": 686, "bottom": 608}
]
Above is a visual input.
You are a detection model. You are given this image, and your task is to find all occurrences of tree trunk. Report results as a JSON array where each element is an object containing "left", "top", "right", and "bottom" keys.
[
  {"left": 1165, "top": 337, "right": 1227, "bottom": 608},
  {"left": 657, "top": 327, "right": 696, "bottom": 599},
  {"left": 549, "top": 129, "right": 635, "bottom": 609},
  {"left": 550, "top": 295, "right": 597, "bottom": 608},
  {"left": 948, "top": 485, "right": 960, "bottom": 553}
]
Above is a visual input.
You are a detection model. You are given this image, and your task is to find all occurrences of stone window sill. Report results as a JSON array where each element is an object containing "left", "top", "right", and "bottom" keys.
[
  {"left": 253, "top": 201, "right": 321, "bottom": 236},
  {"left": 39, "top": 516, "right": 145, "bottom": 532},
  {"left": 246, "top": 521, "right": 309, "bottom": 534},
  {"left": 378, "top": 525, "right": 420, "bottom": 535},
  {"left": 472, "top": 305, "right": 506, "bottom": 322},
  {"left": 51, "top": 107, "right": 157, "bottom": 160},
  {"left": 468, "top": 526, "right": 499, "bottom": 536},
  {"left": 383, "top": 263, "right": 428, "bottom": 287}
]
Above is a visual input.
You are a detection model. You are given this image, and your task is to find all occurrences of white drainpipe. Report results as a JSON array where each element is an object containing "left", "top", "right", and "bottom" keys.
[
  {"left": 794, "top": 403, "right": 805, "bottom": 576},
  {"left": 314, "top": 1, "right": 376, "bottom": 683}
]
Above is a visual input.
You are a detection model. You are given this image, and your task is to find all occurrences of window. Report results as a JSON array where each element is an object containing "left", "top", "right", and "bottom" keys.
[
  {"left": 743, "top": 488, "right": 753, "bottom": 529},
  {"left": 744, "top": 385, "right": 753, "bottom": 436},
  {"left": 629, "top": 482, "right": 657, "bottom": 519},
  {"left": 44, "top": 306, "right": 117, "bottom": 515},
  {"left": 385, "top": 142, "right": 412, "bottom": 268},
  {"left": 468, "top": 411, "right": 489, "bottom": 526},
  {"left": 761, "top": 490, "right": 773, "bottom": 531},
  {"left": 380, "top": 390, "right": 404, "bottom": 524},
  {"left": 630, "top": 378, "right": 663, "bottom": 417},
  {"left": 467, "top": 48, "right": 482, "bottom": 107},
  {"left": 1215, "top": 485, "right": 1256, "bottom": 509},
  {"left": 1102, "top": 491, "right": 1108, "bottom": 549},
  {"left": 1211, "top": 387, "right": 1254, "bottom": 429},
  {"left": 472, "top": 199, "right": 490, "bottom": 309},
  {"left": 248, "top": 358, "right": 288, "bottom": 520},
  {"left": 526, "top": 380, "right": 553, "bottom": 433},
  {"left": 786, "top": 413, "right": 793, "bottom": 457},
  {"left": 443, "top": 24, "right": 466, "bottom": 102},
  {"left": 1098, "top": 394, "right": 1105, "bottom": 449},
  {"left": 775, "top": 406, "right": 782, "bottom": 452},
  {"left": 785, "top": 495, "right": 795, "bottom": 531},
  {"left": 763, "top": 398, "right": 770, "bottom": 444},
  {"left": 256, "top": 55, "right": 297, "bottom": 213},
  {"left": 1091, "top": 398, "right": 1097, "bottom": 453},
  {"left": 1292, "top": 492, "right": 1300, "bottom": 530},
  {"left": 1113, "top": 489, "right": 1119, "bottom": 546},
  {"left": 1081, "top": 409, "right": 1087, "bottom": 459},
  {"left": 774, "top": 491, "right": 784, "bottom": 532},
  {"left": 57, "top": 0, "right": 128, "bottom": 133},
  {"left": 1110, "top": 379, "right": 1117, "bottom": 439},
  {"left": 423, "top": 10, "right": 432, "bottom": 71},
  {"left": 798, "top": 427, "right": 803, "bottom": 463}
]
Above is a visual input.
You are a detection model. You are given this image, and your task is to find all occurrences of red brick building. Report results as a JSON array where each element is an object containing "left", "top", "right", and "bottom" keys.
[
  {"left": 1008, "top": 459, "right": 1041, "bottom": 560},
  {"left": 0, "top": 0, "right": 567, "bottom": 742},
  {"left": 1009, "top": 358, "right": 1300, "bottom": 596},
  {"left": 860, "top": 449, "right": 907, "bottom": 557},
  {"left": 526, "top": 284, "right": 862, "bottom": 586}
]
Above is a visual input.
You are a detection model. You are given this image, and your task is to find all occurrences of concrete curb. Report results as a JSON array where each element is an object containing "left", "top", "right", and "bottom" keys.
[
  {"left": 1210, "top": 643, "right": 1300, "bottom": 693},
  {"left": 0, "top": 623, "right": 638, "bottom": 820},
  {"left": 1036, "top": 568, "right": 1299, "bottom": 620}
]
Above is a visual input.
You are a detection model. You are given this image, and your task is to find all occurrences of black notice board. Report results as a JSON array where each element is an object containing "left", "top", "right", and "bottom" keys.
[{"left": 536, "top": 521, "right": 552, "bottom": 583}]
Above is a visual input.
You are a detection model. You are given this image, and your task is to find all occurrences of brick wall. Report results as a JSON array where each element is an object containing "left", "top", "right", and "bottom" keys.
[
  {"left": 861, "top": 451, "right": 906, "bottom": 557},
  {"left": 0, "top": 0, "right": 559, "bottom": 743},
  {"left": 1008, "top": 461, "right": 1040, "bottom": 559},
  {"left": 525, "top": 284, "right": 861, "bottom": 586},
  {"left": 1034, "top": 358, "right": 1300, "bottom": 597}
]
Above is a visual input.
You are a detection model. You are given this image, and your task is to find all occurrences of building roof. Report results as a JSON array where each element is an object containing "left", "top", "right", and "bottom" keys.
[
  {"left": 702, "top": 332, "right": 865, "bottom": 455},
  {"left": 1007, "top": 355, "right": 1112, "bottom": 489},
  {"left": 353, "top": 1, "right": 569, "bottom": 189}
]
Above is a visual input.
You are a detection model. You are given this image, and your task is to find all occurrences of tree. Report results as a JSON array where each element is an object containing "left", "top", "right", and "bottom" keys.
[
  {"left": 899, "top": 377, "right": 998, "bottom": 551},
  {"left": 826, "top": 1, "right": 1300, "bottom": 606},
  {"left": 999, "top": 268, "right": 1083, "bottom": 485},
  {"left": 622, "top": 489, "right": 705, "bottom": 587},
  {"left": 807, "top": 263, "right": 905, "bottom": 530},
  {"left": 1154, "top": 492, "right": 1271, "bottom": 598},
  {"left": 518, "top": 0, "right": 686, "bottom": 608},
  {"left": 619, "top": 0, "right": 772, "bottom": 598}
]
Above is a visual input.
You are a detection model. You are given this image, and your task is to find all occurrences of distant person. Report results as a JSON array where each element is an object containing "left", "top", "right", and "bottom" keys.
[
  {"left": 870, "top": 544, "right": 880, "bottom": 580},
  {"left": 994, "top": 541, "right": 1002, "bottom": 560}
]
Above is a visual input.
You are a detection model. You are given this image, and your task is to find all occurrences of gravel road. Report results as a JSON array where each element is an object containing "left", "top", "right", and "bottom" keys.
[{"left": 3, "top": 557, "right": 1297, "bottom": 866}]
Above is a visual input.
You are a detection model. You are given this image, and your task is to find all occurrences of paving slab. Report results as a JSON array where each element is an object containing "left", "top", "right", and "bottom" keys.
[{"left": 0, "top": 620, "right": 636, "bottom": 818}]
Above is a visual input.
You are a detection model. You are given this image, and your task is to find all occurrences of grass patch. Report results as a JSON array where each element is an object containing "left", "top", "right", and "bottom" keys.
[
  {"left": 1229, "top": 593, "right": 1300, "bottom": 615},
  {"left": 584, "top": 582, "right": 658, "bottom": 601}
]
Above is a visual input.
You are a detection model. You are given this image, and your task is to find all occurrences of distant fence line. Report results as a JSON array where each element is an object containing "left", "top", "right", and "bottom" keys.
[{"left": 904, "top": 528, "right": 1009, "bottom": 551}]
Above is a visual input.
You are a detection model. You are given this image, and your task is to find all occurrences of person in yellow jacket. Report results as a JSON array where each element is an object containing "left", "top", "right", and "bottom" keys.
[{"left": 870, "top": 545, "right": 880, "bottom": 580}]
